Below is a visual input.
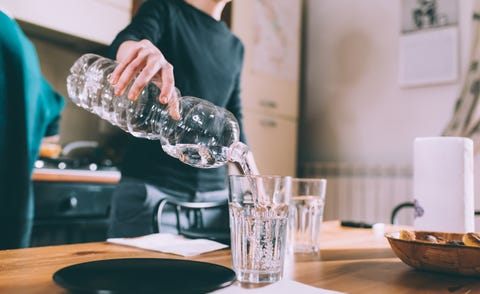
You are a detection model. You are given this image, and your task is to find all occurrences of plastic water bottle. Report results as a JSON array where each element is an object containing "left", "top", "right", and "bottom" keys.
[{"left": 66, "top": 53, "right": 250, "bottom": 169}]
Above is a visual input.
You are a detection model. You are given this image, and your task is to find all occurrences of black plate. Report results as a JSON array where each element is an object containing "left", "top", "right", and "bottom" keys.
[{"left": 53, "top": 258, "right": 236, "bottom": 294}]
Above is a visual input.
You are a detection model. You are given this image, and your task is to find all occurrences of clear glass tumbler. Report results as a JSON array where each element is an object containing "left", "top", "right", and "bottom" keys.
[
  {"left": 228, "top": 175, "right": 291, "bottom": 283},
  {"left": 288, "top": 178, "right": 327, "bottom": 253}
]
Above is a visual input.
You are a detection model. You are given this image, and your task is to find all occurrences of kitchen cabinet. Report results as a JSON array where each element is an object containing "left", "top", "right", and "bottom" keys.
[
  {"left": 0, "top": 0, "right": 131, "bottom": 47},
  {"left": 30, "top": 164, "right": 120, "bottom": 246},
  {"left": 231, "top": 0, "right": 302, "bottom": 176},
  {"left": 243, "top": 111, "right": 297, "bottom": 176},
  {"left": 31, "top": 181, "right": 116, "bottom": 246}
]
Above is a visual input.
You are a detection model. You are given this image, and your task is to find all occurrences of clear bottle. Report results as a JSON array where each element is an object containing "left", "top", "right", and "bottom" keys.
[{"left": 66, "top": 53, "right": 249, "bottom": 169}]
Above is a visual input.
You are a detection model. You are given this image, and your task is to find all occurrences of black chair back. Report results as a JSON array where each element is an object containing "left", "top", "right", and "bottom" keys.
[{"left": 152, "top": 198, "right": 231, "bottom": 245}]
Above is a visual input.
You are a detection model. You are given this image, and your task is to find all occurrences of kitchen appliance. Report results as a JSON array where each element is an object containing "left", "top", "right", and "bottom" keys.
[
  {"left": 31, "top": 181, "right": 116, "bottom": 246},
  {"left": 31, "top": 140, "right": 120, "bottom": 247}
]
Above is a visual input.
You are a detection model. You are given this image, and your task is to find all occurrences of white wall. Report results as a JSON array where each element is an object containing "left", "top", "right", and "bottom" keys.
[{"left": 299, "top": 0, "right": 475, "bottom": 165}]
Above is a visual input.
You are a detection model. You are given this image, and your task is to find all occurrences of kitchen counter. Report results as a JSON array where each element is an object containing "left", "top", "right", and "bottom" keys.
[{"left": 33, "top": 168, "right": 121, "bottom": 184}]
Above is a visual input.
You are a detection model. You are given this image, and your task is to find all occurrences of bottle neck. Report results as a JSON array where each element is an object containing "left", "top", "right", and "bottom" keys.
[
  {"left": 228, "top": 141, "right": 250, "bottom": 164},
  {"left": 228, "top": 141, "right": 261, "bottom": 175}
]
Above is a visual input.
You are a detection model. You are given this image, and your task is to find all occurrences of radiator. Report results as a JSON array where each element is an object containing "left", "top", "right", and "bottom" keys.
[{"left": 300, "top": 162, "right": 414, "bottom": 225}]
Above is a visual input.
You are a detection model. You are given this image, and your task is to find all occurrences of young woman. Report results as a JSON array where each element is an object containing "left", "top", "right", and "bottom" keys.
[{"left": 106, "top": 0, "right": 248, "bottom": 237}]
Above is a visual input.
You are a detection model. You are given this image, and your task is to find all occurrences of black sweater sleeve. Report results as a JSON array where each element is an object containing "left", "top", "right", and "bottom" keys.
[
  {"left": 226, "top": 71, "right": 247, "bottom": 144},
  {"left": 108, "top": 0, "right": 168, "bottom": 59}
]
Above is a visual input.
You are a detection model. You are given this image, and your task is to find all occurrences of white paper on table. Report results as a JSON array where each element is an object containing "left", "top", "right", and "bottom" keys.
[
  {"left": 213, "top": 279, "right": 344, "bottom": 294},
  {"left": 107, "top": 233, "right": 228, "bottom": 257}
]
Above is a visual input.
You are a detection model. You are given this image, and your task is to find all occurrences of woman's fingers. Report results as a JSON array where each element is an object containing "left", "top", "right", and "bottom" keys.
[
  {"left": 109, "top": 47, "right": 139, "bottom": 93},
  {"left": 128, "top": 57, "right": 159, "bottom": 101},
  {"left": 159, "top": 63, "right": 175, "bottom": 104},
  {"left": 116, "top": 55, "right": 147, "bottom": 99},
  {"left": 109, "top": 39, "right": 179, "bottom": 118},
  {"left": 167, "top": 92, "right": 181, "bottom": 120}
]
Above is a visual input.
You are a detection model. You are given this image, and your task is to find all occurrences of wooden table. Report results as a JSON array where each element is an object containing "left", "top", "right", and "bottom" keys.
[{"left": 1, "top": 221, "right": 480, "bottom": 293}]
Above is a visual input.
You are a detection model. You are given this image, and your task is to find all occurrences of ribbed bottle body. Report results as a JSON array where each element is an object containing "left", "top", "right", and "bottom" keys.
[{"left": 66, "top": 54, "right": 248, "bottom": 169}]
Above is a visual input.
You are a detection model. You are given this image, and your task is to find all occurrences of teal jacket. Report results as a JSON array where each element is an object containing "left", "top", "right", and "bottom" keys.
[{"left": 0, "top": 11, "right": 65, "bottom": 248}]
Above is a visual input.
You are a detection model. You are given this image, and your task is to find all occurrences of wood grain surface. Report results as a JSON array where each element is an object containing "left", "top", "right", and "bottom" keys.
[{"left": 1, "top": 221, "right": 479, "bottom": 293}]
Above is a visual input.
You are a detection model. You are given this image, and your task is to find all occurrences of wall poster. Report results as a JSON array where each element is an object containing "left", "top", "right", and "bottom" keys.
[
  {"left": 252, "top": 0, "right": 300, "bottom": 81},
  {"left": 398, "top": 0, "right": 459, "bottom": 87}
]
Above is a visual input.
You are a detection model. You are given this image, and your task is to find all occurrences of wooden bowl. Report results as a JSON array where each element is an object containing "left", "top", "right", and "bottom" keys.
[{"left": 385, "top": 231, "right": 480, "bottom": 276}]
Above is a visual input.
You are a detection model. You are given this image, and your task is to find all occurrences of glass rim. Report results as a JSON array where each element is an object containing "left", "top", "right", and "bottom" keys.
[
  {"left": 228, "top": 174, "right": 292, "bottom": 180},
  {"left": 292, "top": 177, "right": 327, "bottom": 183}
]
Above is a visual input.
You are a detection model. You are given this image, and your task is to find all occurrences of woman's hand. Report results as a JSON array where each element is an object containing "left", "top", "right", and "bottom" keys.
[{"left": 109, "top": 39, "right": 180, "bottom": 119}]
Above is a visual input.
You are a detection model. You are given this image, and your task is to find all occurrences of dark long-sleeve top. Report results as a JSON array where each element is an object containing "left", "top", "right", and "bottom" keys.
[{"left": 108, "top": 0, "right": 246, "bottom": 193}]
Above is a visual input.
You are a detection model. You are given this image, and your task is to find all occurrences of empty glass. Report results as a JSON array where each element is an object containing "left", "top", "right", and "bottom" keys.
[{"left": 288, "top": 178, "right": 327, "bottom": 253}]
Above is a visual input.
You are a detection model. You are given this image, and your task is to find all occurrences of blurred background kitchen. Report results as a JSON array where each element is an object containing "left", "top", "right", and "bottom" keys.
[{"left": 2, "top": 0, "right": 479, "bottom": 245}]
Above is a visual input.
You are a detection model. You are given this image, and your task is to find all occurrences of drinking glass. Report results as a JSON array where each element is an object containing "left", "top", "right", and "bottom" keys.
[
  {"left": 228, "top": 175, "right": 291, "bottom": 283},
  {"left": 288, "top": 178, "right": 327, "bottom": 253}
]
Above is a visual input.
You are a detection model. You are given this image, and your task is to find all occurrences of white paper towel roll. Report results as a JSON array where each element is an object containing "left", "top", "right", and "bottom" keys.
[{"left": 413, "top": 137, "right": 475, "bottom": 233}]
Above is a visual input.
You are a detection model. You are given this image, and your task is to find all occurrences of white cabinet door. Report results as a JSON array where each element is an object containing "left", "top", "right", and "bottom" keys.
[
  {"left": 243, "top": 111, "right": 298, "bottom": 176},
  {"left": 0, "top": 0, "right": 131, "bottom": 45},
  {"left": 231, "top": 0, "right": 302, "bottom": 119},
  {"left": 231, "top": 0, "right": 302, "bottom": 176}
]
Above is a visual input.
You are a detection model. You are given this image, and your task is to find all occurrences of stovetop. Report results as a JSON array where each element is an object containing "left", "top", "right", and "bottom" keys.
[
  {"left": 33, "top": 157, "right": 121, "bottom": 183},
  {"left": 34, "top": 157, "right": 116, "bottom": 172}
]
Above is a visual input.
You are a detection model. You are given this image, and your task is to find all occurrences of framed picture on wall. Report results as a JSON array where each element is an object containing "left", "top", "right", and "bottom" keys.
[
  {"left": 400, "top": 0, "right": 458, "bottom": 33},
  {"left": 398, "top": 0, "right": 459, "bottom": 87}
]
